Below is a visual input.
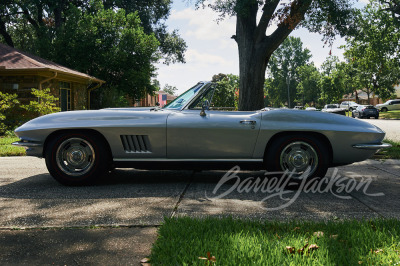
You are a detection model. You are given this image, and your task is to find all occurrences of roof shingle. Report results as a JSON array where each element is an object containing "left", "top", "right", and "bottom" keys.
[{"left": 0, "top": 43, "right": 103, "bottom": 82}]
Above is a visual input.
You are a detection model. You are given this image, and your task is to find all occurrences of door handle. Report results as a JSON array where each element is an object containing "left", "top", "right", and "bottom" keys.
[{"left": 240, "top": 120, "right": 256, "bottom": 125}]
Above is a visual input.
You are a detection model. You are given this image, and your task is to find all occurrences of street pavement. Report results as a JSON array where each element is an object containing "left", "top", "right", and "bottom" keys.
[
  {"left": 0, "top": 157, "right": 399, "bottom": 264},
  {"left": 365, "top": 118, "right": 400, "bottom": 141}
]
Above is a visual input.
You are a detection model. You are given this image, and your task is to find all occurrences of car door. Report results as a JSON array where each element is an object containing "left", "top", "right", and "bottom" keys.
[
  {"left": 392, "top": 100, "right": 400, "bottom": 110},
  {"left": 167, "top": 109, "right": 261, "bottom": 159}
]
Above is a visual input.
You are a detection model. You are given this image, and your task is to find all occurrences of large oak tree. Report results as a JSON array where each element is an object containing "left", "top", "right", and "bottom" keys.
[{"left": 194, "top": 0, "right": 356, "bottom": 110}]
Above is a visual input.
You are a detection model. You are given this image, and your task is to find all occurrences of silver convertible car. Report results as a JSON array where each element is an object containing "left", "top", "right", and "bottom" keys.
[{"left": 13, "top": 81, "right": 390, "bottom": 185}]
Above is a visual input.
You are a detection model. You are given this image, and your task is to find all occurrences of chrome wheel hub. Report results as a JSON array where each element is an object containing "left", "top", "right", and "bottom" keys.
[
  {"left": 56, "top": 138, "right": 95, "bottom": 176},
  {"left": 280, "top": 141, "right": 318, "bottom": 179}
]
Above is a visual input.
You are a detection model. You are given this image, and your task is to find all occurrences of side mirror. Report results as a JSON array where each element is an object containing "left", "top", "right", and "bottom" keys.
[{"left": 200, "top": 100, "right": 209, "bottom": 117}]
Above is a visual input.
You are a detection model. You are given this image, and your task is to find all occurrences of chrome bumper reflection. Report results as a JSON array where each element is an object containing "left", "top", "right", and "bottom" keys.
[
  {"left": 352, "top": 143, "right": 392, "bottom": 150},
  {"left": 12, "top": 141, "right": 42, "bottom": 147}
]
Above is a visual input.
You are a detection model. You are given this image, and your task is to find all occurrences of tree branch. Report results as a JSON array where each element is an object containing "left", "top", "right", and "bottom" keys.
[
  {"left": 21, "top": 7, "right": 40, "bottom": 30},
  {"left": 266, "top": 0, "right": 312, "bottom": 54},
  {"left": 255, "top": 0, "right": 280, "bottom": 43},
  {"left": 0, "top": 15, "right": 14, "bottom": 47}
]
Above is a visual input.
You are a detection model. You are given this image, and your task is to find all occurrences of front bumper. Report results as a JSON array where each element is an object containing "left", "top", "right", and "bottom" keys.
[
  {"left": 12, "top": 140, "right": 44, "bottom": 157},
  {"left": 352, "top": 143, "right": 392, "bottom": 150}
]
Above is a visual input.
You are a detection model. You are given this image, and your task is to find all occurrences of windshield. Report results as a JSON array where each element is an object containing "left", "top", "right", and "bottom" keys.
[{"left": 163, "top": 83, "right": 204, "bottom": 109}]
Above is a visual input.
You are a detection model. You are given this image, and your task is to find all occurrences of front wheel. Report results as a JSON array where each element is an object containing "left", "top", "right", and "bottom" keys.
[
  {"left": 381, "top": 107, "right": 388, "bottom": 112},
  {"left": 265, "top": 135, "right": 330, "bottom": 180},
  {"left": 45, "top": 132, "right": 110, "bottom": 185}
]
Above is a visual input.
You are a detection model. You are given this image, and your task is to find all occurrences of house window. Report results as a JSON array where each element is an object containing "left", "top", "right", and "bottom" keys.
[{"left": 60, "top": 82, "right": 71, "bottom": 111}]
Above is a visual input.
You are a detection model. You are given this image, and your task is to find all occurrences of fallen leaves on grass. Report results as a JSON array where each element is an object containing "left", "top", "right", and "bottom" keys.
[
  {"left": 286, "top": 246, "right": 295, "bottom": 254},
  {"left": 372, "top": 249, "right": 384, "bottom": 255},
  {"left": 285, "top": 243, "right": 319, "bottom": 255},
  {"left": 298, "top": 243, "right": 309, "bottom": 255},
  {"left": 140, "top": 257, "right": 151, "bottom": 266},
  {"left": 199, "top": 252, "right": 216, "bottom": 265},
  {"left": 313, "top": 231, "right": 324, "bottom": 238}
]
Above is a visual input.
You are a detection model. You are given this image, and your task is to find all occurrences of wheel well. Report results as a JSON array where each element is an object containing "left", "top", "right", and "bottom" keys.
[
  {"left": 43, "top": 129, "right": 113, "bottom": 160},
  {"left": 263, "top": 131, "right": 333, "bottom": 165}
]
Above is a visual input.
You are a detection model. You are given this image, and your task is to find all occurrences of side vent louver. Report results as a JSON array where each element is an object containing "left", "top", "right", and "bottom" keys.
[{"left": 120, "top": 135, "right": 152, "bottom": 153}]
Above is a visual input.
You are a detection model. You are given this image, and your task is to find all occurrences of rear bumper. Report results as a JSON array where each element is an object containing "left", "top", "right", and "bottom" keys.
[{"left": 352, "top": 143, "right": 392, "bottom": 150}]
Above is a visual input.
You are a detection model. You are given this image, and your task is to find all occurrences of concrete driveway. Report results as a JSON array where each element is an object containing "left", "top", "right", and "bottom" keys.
[{"left": 1, "top": 157, "right": 400, "bottom": 228}]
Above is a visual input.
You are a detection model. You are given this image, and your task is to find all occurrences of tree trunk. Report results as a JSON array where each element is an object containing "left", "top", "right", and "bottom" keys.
[
  {"left": 238, "top": 46, "right": 270, "bottom": 111},
  {"left": 235, "top": 5, "right": 271, "bottom": 111}
]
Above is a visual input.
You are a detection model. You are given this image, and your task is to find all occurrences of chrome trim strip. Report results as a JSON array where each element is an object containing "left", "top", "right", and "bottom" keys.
[
  {"left": 352, "top": 143, "right": 392, "bottom": 150},
  {"left": 12, "top": 141, "right": 42, "bottom": 147},
  {"left": 113, "top": 158, "right": 264, "bottom": 162}
]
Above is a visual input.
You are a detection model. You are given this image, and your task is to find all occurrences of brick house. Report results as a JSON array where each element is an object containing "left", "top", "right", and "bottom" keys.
[
  {"left": 0, "top": 43, "right": 104, "bottom": 111},
  {"left": 133, "top": 91, "right": 176, "bottom": 107}
]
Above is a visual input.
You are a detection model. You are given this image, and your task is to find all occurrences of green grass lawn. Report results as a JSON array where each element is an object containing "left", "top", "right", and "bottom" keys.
[
  {"left": 379, "top": 110, "right": 400, "bottom": 120},
  {"left": 373, "top": 139, "right": 400, "bottom": 159},
  {"left": 150, "top": 217, "right": 400, "bottom": 265},
  {"left": 0, "top": 136, "right": 25, "bottom": 156}
]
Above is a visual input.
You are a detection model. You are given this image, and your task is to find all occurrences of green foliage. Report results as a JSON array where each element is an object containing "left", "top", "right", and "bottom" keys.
[
  {"left": 20, "top": 88, "right": 60, "bottom": 117},
  {"left": 0, "top": 92, "right": 19, "bottom": 135},
  {"left": 163, "top": 84, "right": 178, "bottom": 96},
  {"left": 266, "top": 37, "right": 312, "bottom": 107},
  {"left": 296, "top": 64, "right": 321, "bottom": 107},
  {"left": 344, "top": 2, "right": 400, "bottom": 102},
  {"left": 0, "top": 0, "right": 185, "bottom": 108},
  {"left": 54, "top": 3, "right": 160, "bottom": 101},
  {"left": 100, "top": 87, "right": 129, "bottom": 108},
  {"left": 212, "top": 74, "right": 239, "bottom": 109},
  {"left": 317, "top": 56, "right": 347, "bottom": 105}
]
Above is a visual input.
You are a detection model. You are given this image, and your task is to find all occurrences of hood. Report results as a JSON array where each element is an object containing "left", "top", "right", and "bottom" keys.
[
  {"left": 15, "top": 108, "right": 170, "bottom": 133},
  {"left": 102, "top": 107, "right": 156, "bottom": 111}
]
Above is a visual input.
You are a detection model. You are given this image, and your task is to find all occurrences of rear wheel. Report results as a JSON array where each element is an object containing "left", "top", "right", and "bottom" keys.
[
  {"left": 265, "top": 135, "right": 330, "bottom": 180},
  {"left": 45, "top": 132, "right": 110, "bottom": 186}
]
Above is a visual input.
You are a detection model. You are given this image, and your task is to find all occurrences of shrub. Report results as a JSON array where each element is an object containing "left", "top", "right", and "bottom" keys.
[
  {"left": 0, "top": 92, "right": 20, "bottom": 135},
  {"left": 21, "top": 88, "right": 60, "bottom": 118}
]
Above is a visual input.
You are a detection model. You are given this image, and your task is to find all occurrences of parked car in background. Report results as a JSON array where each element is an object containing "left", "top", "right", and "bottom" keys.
[
  {"left": 375, "top": 99, "right": 400, "bottom": 112},
  {"left": 305, "top": 107, "right": 317, "bottom": 111},
  {"left": 352, "top": 105, "right": 379, "bottom": 119},
  {"left": 340, "top": 101, "right": 360, "bottom": 111},
  {"left": 293, "top": 106, "right": 303, "bottom": 110},
  {"left": 321, "top": 104, "right": 346, "bottom": 116}
]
